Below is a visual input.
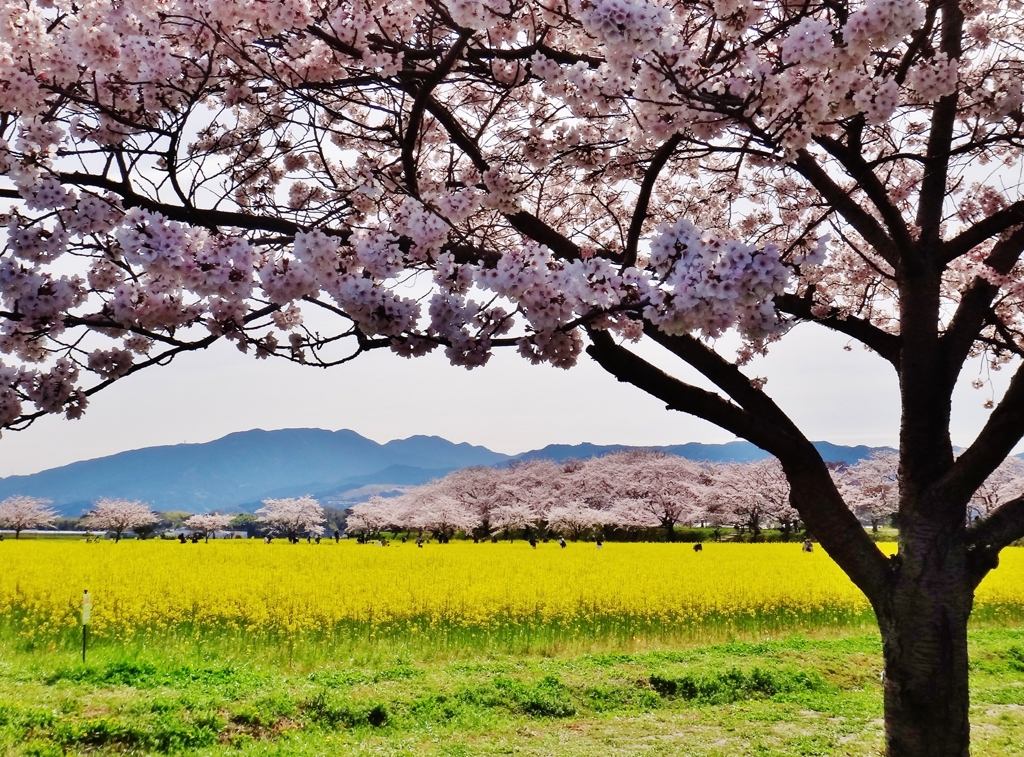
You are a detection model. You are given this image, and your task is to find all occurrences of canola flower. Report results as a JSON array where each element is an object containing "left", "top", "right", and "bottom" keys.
[{"left": 1, "top": 540, "right": 1022, "bottom": 644}]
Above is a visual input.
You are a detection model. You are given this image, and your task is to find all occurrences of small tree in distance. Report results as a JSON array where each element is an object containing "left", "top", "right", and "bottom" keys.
[
  {"left": 0, "top": 496, "right": 57, "bottom": 539},
  {"left": 840, "top": 452, "right": 901, "bottom": 533},
  {"left": 256, "top": 496, "right": 325, "bottom": 542},
  {"left": 183, "top": 512, "right": 233, "bottom": 542},
  {"left": 345, "top": 496, "right": 394, "bottom": 540},
  {"left": 81, "top": 499, "right": 158, "bottom": 543}
]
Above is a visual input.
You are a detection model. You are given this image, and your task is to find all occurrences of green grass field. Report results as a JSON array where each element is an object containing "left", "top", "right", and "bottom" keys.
[{"left": 3, "top": 628, "right": 1024, "bottom": 756}]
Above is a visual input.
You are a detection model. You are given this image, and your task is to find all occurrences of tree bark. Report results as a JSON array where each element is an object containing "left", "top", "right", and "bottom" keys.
[
  {"left": 663, "top": 520, "right": 676, "bottom": 542},
  {"left": 878, "top": 529, "right": 973, "bottom": 757}
]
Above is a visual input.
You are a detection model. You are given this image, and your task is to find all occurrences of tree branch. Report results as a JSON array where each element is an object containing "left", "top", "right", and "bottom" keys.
[
  {"left": 914, "top": 0, "right": 964, "bottom": 248},
  {"left": 641, "top": 324, "right": 810, "bottom": 431},
  {"left": 941, "top": 225, "right": 1024, "bottom": 379},
  {"left": 622, "top": 134, "right": 682, "bottom": 268},
  {"left": 775, "top": 292, "right": 901, "bottom": 366},
  {"left": 56, "top": 172, "right": 347, "bottom": 239},
  {"left": 813, "top": 135, "right": 915, "bottom": 251},
  {"left": 938, "top": 360, "right": 1024, "bottom": 507},
  {"left": 966, "top": 497, "right": 1024, "bottom": 586},
  {"left": 402, "top": 32, "right": 472, "bottom": 198},
  {"left": 792, "top": 150, "right": 900, "bottom": 265},
  {"left": 968, "top": 497, "right": 1024, "bottom": 553},
  {"left": 418, "top": 95, "right": 582, "bottom": 261},
  {"left": 942, "top": 200, "right": 1024, "bottom": 262},
  {"left": 586, "top": 329, "right": 891, "bottom": 602},
  {"left": 587, "top": 329, "right": 801, "bottom": 457}
]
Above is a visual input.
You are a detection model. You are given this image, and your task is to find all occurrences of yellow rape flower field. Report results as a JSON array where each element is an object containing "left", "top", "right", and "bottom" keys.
[{"left": 3, "top": 540, "right": 1024, "bottom": 653}]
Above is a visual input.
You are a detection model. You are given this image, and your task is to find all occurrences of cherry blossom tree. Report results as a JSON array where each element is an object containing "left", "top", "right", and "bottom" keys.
[
  {"left": 580, "top": 450, "right": 704, "bottom": 540},
  {"left": 840, "top": 451, "right": 900, "bottom": 532},
  {"left": 256, "top": 496, "right": 325, "bottom": 541},
  {"left": 402, "top": 490, "right": 477, "bottom": 542},
  {"left": 603, "top": 498, "right": 662, "bottom": 531},
  {"left": 434, "top": 466, "right": 506, "bottom": 538},
  {"left": 495, "top": 460, "right": 567, "bottom": 537},
  {"left": 490, "top": 500, "right": 540, "bottom": 539},
  {"left": 0, "top": 495, "right": 56, "bottom": 538},
  {"left": 967, "top": 456, "right": 1024, "bottom": 524},
  {"left": 6, "top": 0, "right": 1024, "bottom": 750},
  {"left": 183, "top": 512, "right": 233, "bottom": 541},
  {"left": 346, "top": 495, "right": 397, "bottom": 538},
  {"left": 710, "top": 458, "right": 796, "bottom": 538},
  {"left": 546, "top": 500, "right": 606, "bottom": 540},
  {"left": 81, "top": 498, "right": 158, "bottom": 542}
]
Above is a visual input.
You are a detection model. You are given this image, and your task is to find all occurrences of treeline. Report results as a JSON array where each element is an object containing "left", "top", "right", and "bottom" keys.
[
  {"left": 5, "top": 449, "right": 1022, "bottom": 543},
  {"left": 347, "top": 450, "right": 1024, "bottom": 544}
]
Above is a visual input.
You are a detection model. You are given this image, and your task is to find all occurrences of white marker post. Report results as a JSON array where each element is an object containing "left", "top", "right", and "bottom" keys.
[{"left": 81, "top": 590, "right": 91, "bottom": 663}]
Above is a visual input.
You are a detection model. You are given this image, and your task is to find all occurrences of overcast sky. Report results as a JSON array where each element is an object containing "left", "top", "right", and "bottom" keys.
[{"left": 0, "top": 322, "right": 1015, "bottom": 478}]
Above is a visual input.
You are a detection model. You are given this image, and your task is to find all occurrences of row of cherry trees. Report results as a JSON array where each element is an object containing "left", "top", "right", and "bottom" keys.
[
  {"left": 0, "top": 494, "right": 327, "bottom": 541},
  {"left": 0, "top": 495, "right": 158, "bottom": 541},
  {"left": 346, "top": 451, "right": 1024, "bottom": 542},
  {"left": 5, "top": 451, "right": 1023, "bottom": 543}
]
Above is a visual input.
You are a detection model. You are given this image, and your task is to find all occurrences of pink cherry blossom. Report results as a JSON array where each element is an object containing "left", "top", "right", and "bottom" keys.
[
  {"left": 82, "top": 498, "right": 158, "bottom": 542},
  {"left": 0, "top": 495, "right": 57, "bottom": 538}
]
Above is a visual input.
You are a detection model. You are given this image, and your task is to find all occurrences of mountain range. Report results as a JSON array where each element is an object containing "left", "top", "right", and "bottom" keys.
[{"left": 0, "top": 429, "right": 894, "bottom": 516}]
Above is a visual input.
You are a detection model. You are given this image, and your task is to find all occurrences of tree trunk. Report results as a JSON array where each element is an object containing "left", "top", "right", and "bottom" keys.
[{"left": 878, "top": 540, "right": 973, "bottom": 757}]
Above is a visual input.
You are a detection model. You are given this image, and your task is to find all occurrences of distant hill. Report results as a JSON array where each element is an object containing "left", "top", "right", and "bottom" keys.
[
  {"left": 0, "top": 428, "right": 895, "bottom": 516},
  {"left": 0, "top": 429, "right": 511, "bottom": 516},
  {"left": 515, "top": 440, "right": 889, "bottom": 466}
]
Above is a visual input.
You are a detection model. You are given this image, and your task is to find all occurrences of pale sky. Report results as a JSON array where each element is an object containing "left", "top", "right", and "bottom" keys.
[{"left": 0, "top": 323, "right": 1013, "bottom": 477}]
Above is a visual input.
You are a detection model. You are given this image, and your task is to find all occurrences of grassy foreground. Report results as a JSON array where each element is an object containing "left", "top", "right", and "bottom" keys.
[{"left": 2, "top": 628, "right": 1024, "bottom": 757}]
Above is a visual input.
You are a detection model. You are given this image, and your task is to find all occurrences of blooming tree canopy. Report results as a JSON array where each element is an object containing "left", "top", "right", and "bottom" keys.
[
  {"left": 81, "top": 498, "right": 158, "bottom": 542},
  {"left": 708, "top": 458, "right": 794, "bottom": 536},
  {"left": 433, "top": 466, "right": 506, "bottom": 537},
  {"left": 0, "top": 494, "right": 56, "bottom": 538},
  {"left": 5, "top": 0, "right": 1024, "bottom": 751},
  {"left": 578, "top": 450, "right": 705, "bottom": 539},
  {"left": 345, "top": 495, "right": 397, "bottom": 537},
  {"left": 839, "top": 451, "right": 900, "bottom": 531},
  {"left": 405, "top": 492, "right": 478, "bottom": 541},
  {"left": 546, "top": 500, "right": 607, "bottom": 539},
  {"left": 183, "top": 511, "right": 233, "bottom": 540},
  {"left": 256, "top": 495, "right": 325, "bottom": 539}
]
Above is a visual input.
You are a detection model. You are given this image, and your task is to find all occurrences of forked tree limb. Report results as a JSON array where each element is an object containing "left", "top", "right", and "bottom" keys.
[{"left": 940, "top": 360, "right": 1024, "bottom": 507}]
